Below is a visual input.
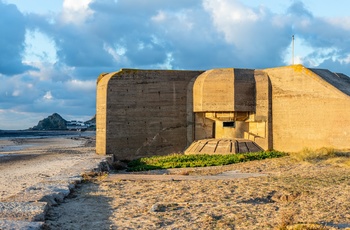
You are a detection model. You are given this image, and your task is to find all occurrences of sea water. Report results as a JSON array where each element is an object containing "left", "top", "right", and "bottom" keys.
[{"left": 0, "top": 130, "right": 95, "bottom": 154}]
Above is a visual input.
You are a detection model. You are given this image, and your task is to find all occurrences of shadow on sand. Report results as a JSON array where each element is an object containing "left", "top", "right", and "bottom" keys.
[{"left": 45, "top": 181, "right": 114, "bottom": 230}]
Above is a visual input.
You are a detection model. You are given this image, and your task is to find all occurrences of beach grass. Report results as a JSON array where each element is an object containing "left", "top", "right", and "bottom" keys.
[
  {"left": 127, "top": 150, "right": 286, "bottom": 171},
  {"left": 290, "top": 147, "right": 350, "bottom": 166}
]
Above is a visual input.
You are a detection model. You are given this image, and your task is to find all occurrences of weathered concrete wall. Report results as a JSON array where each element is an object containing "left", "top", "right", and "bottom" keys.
[
  {"left": 244, "top": 70, "right": 272, "bottom": 150},
  {"left": 194, "top": 112, "right": 215, "bottom": 140},
  {"left": 265, "top": 65, "right": 350, "bottom": 152},
  {"left": 193, "top": 68, "right": 255, "bottom": 112},
  {"left": 233, "top": 69, "right": 256, "bottom": 111},
  {"left": 96, "top": 69, "right": 202, "bottom": 160},
  {"left": 96, "top": 72, "right": 115, "bottom": 155}
]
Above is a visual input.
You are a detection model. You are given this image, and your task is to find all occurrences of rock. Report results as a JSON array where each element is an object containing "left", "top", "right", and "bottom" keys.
[
  {"left": 0, "top": 202, "right": 48, "bottom": 221},
  {"left": 0, "top": 220, "right": 44, "bottom": 230},
  {"left": 110, "top": 160, "right": 128, "bottom": 170},
  {"left": 31, "top": 113, "right": 67, "bottom": 130}
]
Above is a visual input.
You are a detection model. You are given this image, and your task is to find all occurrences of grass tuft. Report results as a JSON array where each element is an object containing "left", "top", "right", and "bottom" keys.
[
  {"left": 277, "top": 223, "right": 330, "bottom": 230},
  {"left": 276, "top": 210, "right": 331, "bottom": 230},
  {"left": 291, "top": 148, "right": 350, "bottom": 166},
  {"left": 127, "top": 151, "right": 286, "bottom": 171}
]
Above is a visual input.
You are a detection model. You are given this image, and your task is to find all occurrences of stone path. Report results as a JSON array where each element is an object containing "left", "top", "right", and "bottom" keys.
[{"left": 107, "top": 170, "right": 266, "bottom": 182}]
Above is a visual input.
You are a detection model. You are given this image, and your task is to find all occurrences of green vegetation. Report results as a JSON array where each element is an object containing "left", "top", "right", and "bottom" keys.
[{"left": 127, "top": 151, "right": 286, "bottom": 171}]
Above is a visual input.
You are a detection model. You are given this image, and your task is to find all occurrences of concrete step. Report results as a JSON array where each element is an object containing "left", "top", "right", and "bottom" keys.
[{"left": 185, "top": 138, "right": 263, "bottom": 155}]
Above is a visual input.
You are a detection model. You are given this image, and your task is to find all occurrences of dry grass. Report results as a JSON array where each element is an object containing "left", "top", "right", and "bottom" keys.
[
  {"left": 290, "top": 148, "right": 350, "bottom": 167},
  {"left": 81, "top": 171, "right": 109, "bottom": 182},
  {"left": 290, "top": 224, "right": 331, "bottom": 230},
  {"left": 47, "top": 155, "right": 350, "bottom": 230},
  {"left": 276, "top": 209, "right": 332, "bottom": 230}
]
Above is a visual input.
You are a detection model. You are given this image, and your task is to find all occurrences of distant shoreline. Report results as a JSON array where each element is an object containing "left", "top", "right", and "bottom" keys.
[
  {"left": 0, "top": 130, "right": 96, "bottom": 153},
  {"left": 0, "top": 130, "right": 95, "bottom": 139}
]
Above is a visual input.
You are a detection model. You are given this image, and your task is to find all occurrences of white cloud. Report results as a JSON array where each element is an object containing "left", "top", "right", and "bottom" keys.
[
  {"left": 157, "top": 52, "right": 173, "bottom": 70},
  {"left": 326, "top": 17, "right": 350, "bottom": 31},
  {"left": 339, "top": 54, "right": 350, "bottom": 64},
  {"left": 283, "top": 36, "right": 314, "bottom": 66},
  {"left": 61, "top": 0, "right": 93, "bottom": 24},
  {"left": 65, "top": 79, "right": 95, "bottom": 92},
  {"left": 151, "top": 10, "right": 166, "bottom": 22},
  {"left": 151, "top": 9, "right": 195, "bottom": 32},
  {"left": 26, "top": 62, "right": 73, "bottom": 82},
  {"left": 43, "top": 91, "right": 53, "bottom": 100},
  {"left": 103, "top": 43, "right": 128, "bottom": 63},
  {"left": 63, "top": 0, "right": 91, "bottom": 11},
  {"left": 12, "top": 90, "right": 21, "bottom": 97},
  {"left": 203, "top": 0, "right": 265, "bottom": 44},
  {"left": 202, "top": 0, "right": 291, "bottom": 67}
]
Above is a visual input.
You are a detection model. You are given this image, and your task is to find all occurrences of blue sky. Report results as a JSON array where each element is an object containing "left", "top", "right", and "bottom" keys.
[{"left": 1, "top": 0, "right": 350, "bottom": 129}]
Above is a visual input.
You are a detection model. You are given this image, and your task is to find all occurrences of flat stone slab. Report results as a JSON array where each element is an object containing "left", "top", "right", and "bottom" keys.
[
  {"left": 0, "top": 220, "right": 44, "bottom": 230},
  {"left": 0, "top": 202, "right": 48, "bottom": 221},
  {"left": 106, "top": 171, "right": 266, "bottom": 181},
  {"left": 11, "top": 182, "right": 73, "bottom": 206},
  {"left": 185, "top": 138, "right": 263, "bottom": 155}
]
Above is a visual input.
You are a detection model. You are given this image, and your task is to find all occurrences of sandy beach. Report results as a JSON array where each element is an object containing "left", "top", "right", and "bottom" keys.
[{"left": 0, "top": 131, "right": 102, "bottom": 203}]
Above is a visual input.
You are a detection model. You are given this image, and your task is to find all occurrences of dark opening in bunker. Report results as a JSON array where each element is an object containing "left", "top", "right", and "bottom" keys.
[{"left": 223, "top": 121, "right": 235, "bottom": 128}]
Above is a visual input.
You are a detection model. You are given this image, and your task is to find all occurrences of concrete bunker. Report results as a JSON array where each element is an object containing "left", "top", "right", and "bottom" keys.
[{"left": 96, "top": 65, "right": 350, "bottom": 160}]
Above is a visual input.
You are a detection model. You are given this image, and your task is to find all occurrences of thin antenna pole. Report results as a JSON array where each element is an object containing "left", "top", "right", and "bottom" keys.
[{"left": 292, "top": 35, "right": 295, "bottom": 65}]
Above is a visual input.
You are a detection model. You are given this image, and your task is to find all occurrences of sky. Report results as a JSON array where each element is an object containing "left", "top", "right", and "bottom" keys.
[{"left": 1, "top": 0, "right": 350, "bottom": 130}]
